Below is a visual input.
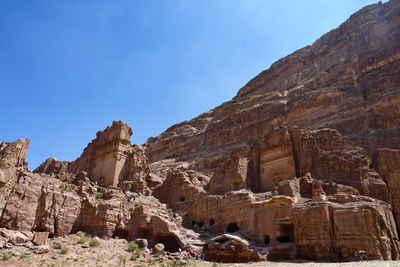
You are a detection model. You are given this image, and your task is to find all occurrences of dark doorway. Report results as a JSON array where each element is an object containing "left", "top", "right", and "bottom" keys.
[
  {"left": 226, "top": 222, "right": 240, "bottom": 233},
  {"left": 153, "top": 234, "right": 181, "bottom": 252},
  {"left": 277, "top": 224, "right": 294, "bottom": 243},
  {"left": 112, "top": 229, "right": 129, "bottom": 239},
  {"left": 209, "top": 218, "right": 215, "bottom": 227},
  {"left": 136, "top": 228, "right": 152, "bottom": 239},
  {"left": 264, "top": 235, "right": 270, "bottom": 245}
]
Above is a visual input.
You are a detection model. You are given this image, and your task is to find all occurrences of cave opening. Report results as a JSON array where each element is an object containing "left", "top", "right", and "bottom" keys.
[
  {"left": 136, "top": 228, "right": 152, "bottom": 239},
  {"left": 153, "top": 234, "right": 181, "bottom": 252},
  {"left": 264, "top": 235, "right": 270, "bottom": 245},
  {"left": 277, "top": 224, "right": 294, "bottom": 243},
  {"left": 112, "top": 229, "right": 130, "bottom": 240},
  {"left": 209, "top": 218, "right": 215, "bottom": 227},
  {"left": 226, "top": 222, "right": 240, "bottom": 233}
]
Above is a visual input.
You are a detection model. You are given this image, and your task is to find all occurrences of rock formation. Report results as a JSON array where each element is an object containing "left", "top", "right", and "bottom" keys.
[
  {"left": 1, "top": 0, "right": 400, "bottom": 264},
  {"left": 0, "top": 134, "right": 197, "bottom": 252},
  {"left": 145, "top": 0, "right": 400, "bottom": 168}
]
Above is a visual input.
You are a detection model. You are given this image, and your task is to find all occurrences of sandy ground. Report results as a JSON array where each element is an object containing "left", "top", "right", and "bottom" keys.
[{"left": 0, "top": 235, "right": 398, "bottom": 267}]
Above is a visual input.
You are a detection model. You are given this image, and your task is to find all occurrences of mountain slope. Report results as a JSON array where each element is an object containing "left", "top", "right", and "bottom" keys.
[{"left": 145, "top": 0, "right": 400, "bottom": 171}]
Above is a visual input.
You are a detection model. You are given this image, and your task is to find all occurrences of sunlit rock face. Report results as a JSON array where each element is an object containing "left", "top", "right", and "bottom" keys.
[
  {"left": 0, "top": 139, "right": 29, "bottom": 168},
  {"left": 1, "top": 0, "right": 400, "bottom": 263},
  {"left": 68, "top": 120, "right": 134, "bottom": 187},
  {"left": 145, "top": 0, "right": 400, "bottom": 171}
]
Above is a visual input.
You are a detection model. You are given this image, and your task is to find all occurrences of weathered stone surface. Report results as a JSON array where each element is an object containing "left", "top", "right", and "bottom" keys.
[
  {"left": 32, "top": 232, "right": 49, "bottom": 245},
  {"left": 0, "top": 145, "right": 196, "bottom": 251},
  {"left": 145, "top": 0, "right": 400, "bottom": 174},
  {"left": 278, "top": 178, "right": 300, "bottom": 198},
  {"left": 33, "top": 157, "right": 69, "bottom": 175},
  {"left": 322, "top": 182, "right": 360, "bottom": 196},
  {"left": 294, "top": 200, "right": 399, "bottom": 261},
  {"left": 249, "top": 128, "right": 297, "bottom": 192},
  {"left": 67, "top": 120, "right": 133, "bottom": 187},
  {"left": 176, "top": 189, "right": 294, "bottom": 245},
  {"left": 207, "top": 152, "right": 248, "bottom": 195},
  {"left": 0, "top": 139, "right": 29, "bottom": 168},
  {"left": 153, "top": 243, "right": 165, "bottom": 253},
  {"left": 2, "top": 0, "right": 400, "bottom": 264},
  {"left": 33, "top": 244, "right": 50, "bottom": 254},
  {"left": 153, "top": 168, "right": 209, "bottom": 209},
  {"left": 10, "top": 232, "right": 30, "bottom": 245},
  {"left": 375, "top": 148, "right": 400, "bottom": 231},
  {"left": 204, "top": 234, "right": 265, "bottom": 263},
  {"left": 35, "top": 121, "right": 153, "bottom": 194},
  {"left": 246, "top": 127, "right": 389, "bottom": 201},
  {"left": 119, "top": 145, "right": 151, "bottom": 194}
]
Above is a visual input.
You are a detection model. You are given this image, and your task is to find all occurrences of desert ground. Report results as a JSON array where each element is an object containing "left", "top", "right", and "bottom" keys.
[{"left": 0, "top": 234, "right": 398, "bottom": 267}]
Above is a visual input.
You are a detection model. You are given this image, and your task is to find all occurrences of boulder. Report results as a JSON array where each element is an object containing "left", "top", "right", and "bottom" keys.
[
  {"left": 33, "top": 244, "right": 50, "bottom": 254},
  {"left": 153, "top": 243, "right": 165, "bottom": 254},
  {"left": 32, "top": 232, "right": 49, "bottom": 245},
  {"left": 10, "top": 232, "right": 30, "bottom": 245},
  {"left": 204, "top": 234, "right": 265, "bottom": 263}
]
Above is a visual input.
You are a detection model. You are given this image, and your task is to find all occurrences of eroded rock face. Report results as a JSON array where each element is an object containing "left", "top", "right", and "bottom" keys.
[
  {"left": 207, "top": 153, "right": 248, "bottom": 195},
  {"left": 294, "top": 200, "right": 399, "bottom": 261},
  {"left": 145, "top": 0, "right": 400, "bottom": 171},
  {"left": 67, "top": 120, "right": 134, "bottom": 187},
  {"left": 375, "top": 148, "right": 400, "bottom": 231},
  {"left": 0, "top": 142, "right": 196, "bottom": 251},
  {"left": 33, "top": 157, "right": 70, "bottom": 175},
  {"left": 0, "top": 139, "right": 29, "bottom": 168},
  {"left": 35, "top": 121, "right": 152, "bottom": 194},
  {"left": 246, "top": 126, "right": 390, "bottom": 201},
  {"left": 2, "top": 0, "right": 400, "bottom": 263},
  {"left": 204, "top": 234, "right": 265, "bottom": 263},
  {"left": 153, "top": 168, "right": 210, "bottom": 209},
  {"left": 249, "top": 128, "right": 296, "bottom": 192}
]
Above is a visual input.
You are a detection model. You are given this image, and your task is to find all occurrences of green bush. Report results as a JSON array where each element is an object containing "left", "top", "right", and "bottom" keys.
[
  {"left": 118, "top": 255, "right": 127, "bottom": 266},
  {"left": 0, "top": 252, "right": 11, "bottom": 261},
  {"left": 127, "top": 241, "right": 140, "bottom": 253},
  {"left": 129, "top": 252, "right": 139, "bottom": 261},
  {"left": 271, "top": 190, "right": 279, "bottom": 196},
  {"left": 59, "top": 246, "right": 68, "bottom": 254},
  {"left": 60, "top": 183, "right": 68, "bottom": 194},
  {"left": 77, "top": 236, "right": 86, "bottom": 244},
  {"left": 52, "top": 242, "right": 62, "bottom": 250},
  {"left": 95, "top": 193, "right": 104, "bottom": 201},
  {"left": 89, "top": 238, "right": 100, "bottom": 247}
]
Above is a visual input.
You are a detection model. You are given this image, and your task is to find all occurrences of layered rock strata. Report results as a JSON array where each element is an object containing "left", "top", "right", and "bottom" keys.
[
  {"left": 145, "top": 0, "right": 400, "bottom": 171},
  {"left": 1, "top": 0, "right": 400, "bottom": 263}
]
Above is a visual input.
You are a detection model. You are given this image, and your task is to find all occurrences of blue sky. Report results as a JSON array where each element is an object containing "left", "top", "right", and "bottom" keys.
[{"left": 0, "top": 0, "right": 380, "bottom": 169}]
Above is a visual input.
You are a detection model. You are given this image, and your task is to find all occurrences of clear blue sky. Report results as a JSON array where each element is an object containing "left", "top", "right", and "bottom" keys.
[{"left": 0, "top": 0, "right": 380, "bottom": 169}]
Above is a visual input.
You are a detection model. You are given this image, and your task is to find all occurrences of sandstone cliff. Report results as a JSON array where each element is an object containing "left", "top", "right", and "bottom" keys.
[
  {"left": 1, "top": 0, "right": 400, "bottom": 263},
  {"left": 145, "top": 0, "right": 400, "bottom": 169}
]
